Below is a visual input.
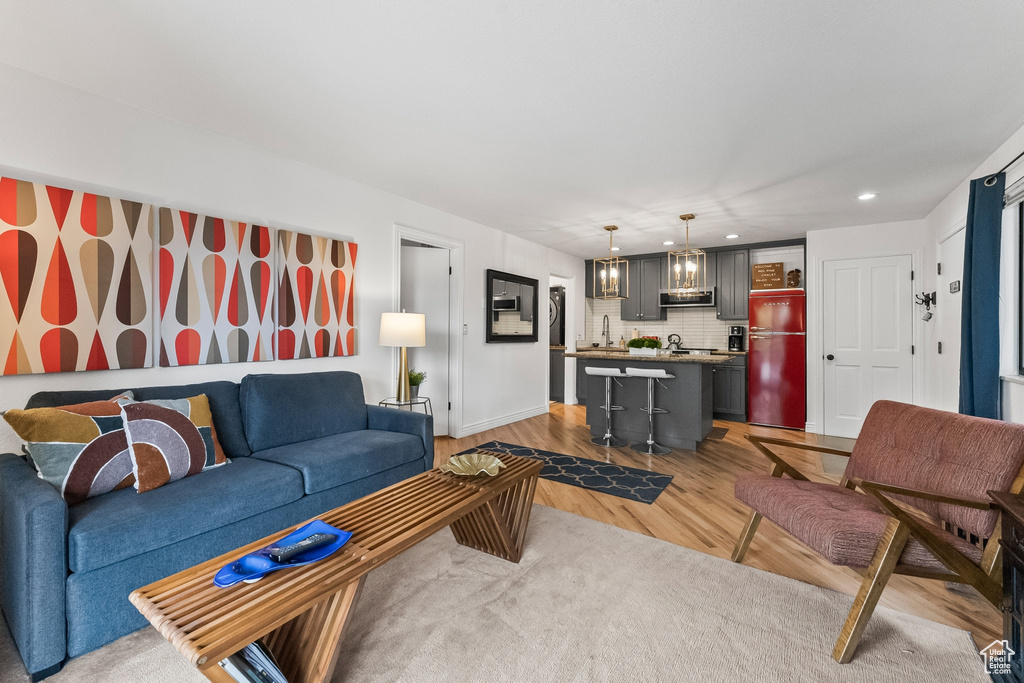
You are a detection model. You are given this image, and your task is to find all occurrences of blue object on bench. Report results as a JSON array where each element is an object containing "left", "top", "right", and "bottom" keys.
[{"left": 213, "top": 520, "right": 352, "bottom": 588}]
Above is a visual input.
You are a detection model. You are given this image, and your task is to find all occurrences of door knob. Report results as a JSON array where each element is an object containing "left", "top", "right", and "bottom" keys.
[{"left": 826, "top": 354, "right": 835, "bottom": 361}]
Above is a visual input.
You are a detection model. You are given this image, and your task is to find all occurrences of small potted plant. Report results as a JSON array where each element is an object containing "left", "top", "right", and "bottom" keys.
[
  {"left": 408, "top": 369, "right": 427, "bottom": 399},
  {"left": 626, "top": 337, "right": 662, "bottom": 356}
]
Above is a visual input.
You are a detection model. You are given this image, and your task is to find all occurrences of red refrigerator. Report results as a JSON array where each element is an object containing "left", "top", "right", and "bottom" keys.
[{"left": 748, "top": 290, "right": 806, "bottom": 430}]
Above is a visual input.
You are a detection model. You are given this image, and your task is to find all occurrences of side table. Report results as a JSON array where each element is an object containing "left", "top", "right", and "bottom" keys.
[
  {"left": 379, "top": 396, "right": 432, "bottom": 415},
  {"left": 990, "top": 491, "right": 1024, "bottom": 682}
]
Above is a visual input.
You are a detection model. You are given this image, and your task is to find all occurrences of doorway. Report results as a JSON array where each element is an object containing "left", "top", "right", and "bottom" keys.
[
  {"left": 935, "top": 227, "right": 965, "bottom": 412},
  {"left": 395, "top": 228, "right": 463, "bottom": 438},
  {"left": 548, "top": 275, "right": 570, "bottom": 403},
  {"left": 822, "top": 255, "right": 914, "bottom": 437}
]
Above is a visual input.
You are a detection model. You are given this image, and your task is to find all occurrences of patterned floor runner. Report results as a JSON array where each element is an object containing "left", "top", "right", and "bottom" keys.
[{"left": 457, "top": 441, "right": 673, "bottom": 504}]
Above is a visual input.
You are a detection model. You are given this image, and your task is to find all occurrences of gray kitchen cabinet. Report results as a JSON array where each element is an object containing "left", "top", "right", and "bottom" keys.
[
  {"left": 703, "top": 250, "right": 717, "bottom": 297},
  {"left": 712, "top": 354, "right": 747, "bottom": 421},
  {"left": 550, "top": 349, "right": 565, "bottom": 401},
  {"left": 620, "top": 256, "right": 667, "bottom": 321},
  {"left": 576, "top": 359, "right": 589, "bottom": 405},
  {"left": 520, "top": 287, "right": 534, "bottom": 322},
  {"left": 716, "top": 249, "right": 750, "bottom": 320},
  {"left": 493, "top": 279, "right": 521, "bottom": 299},
  {"left": 585, "top": 260, "right": 594, "bottom": 298}
]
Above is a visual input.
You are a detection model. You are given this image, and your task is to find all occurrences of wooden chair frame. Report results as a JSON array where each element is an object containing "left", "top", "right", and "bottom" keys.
[{"left": 732, "top": 434, "right": 1024, "bottom": 663}]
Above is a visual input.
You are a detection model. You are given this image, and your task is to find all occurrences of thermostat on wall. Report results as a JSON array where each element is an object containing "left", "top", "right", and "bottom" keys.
[{"left": 950, "top": 280, "right": 961, "bottom": 294}]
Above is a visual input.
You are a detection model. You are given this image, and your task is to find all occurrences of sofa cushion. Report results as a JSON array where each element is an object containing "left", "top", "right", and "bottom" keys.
[
  {"left": 3, "top": 394, "right": 136, "bottom": 504},
  {"left": 240, "top": 371, "right": 368, "bottom": 452},
  {"left": 135, "top": 382, "right": 249, "bottom": 460},
  {"left": 734, "top": 474, "right": 984, "bottom": 570},
  {"left": 67, "top": 457, "right": 303, "bottom": 574},
  {"left": 25, "top": 388, "right": 133, "bottom": 408},
  {"left": 120, "top": 395, "right": 228, "bottom": 493},
  {"left": 250, "top": 430, "right": 424, "bottom": 494},
  {"left": 27, "top": 380, "right": 250, "bottom": 459}
]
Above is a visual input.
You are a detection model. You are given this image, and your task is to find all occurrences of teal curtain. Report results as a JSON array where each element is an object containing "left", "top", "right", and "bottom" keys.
[{"left": 959, "top": 173, "right": 1004, "bottom": 418}]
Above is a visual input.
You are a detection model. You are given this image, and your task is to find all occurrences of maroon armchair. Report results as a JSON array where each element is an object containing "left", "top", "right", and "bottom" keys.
[{"left": 731, "top": 400, "right": 1024, "bottom": 662}]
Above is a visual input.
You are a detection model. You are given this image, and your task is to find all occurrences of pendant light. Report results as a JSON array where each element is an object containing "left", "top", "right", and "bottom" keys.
[
  {"left": 667, "top": 214, "right": 708, "bottom": 296},
  {"left": 594, "top": 225, "right": 629, "bottom": 300}
]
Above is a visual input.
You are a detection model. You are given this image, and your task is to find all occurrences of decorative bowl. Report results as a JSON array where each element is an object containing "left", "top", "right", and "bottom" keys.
[{"left": 440, "top": 452, "right": 507, "bottom": 477}]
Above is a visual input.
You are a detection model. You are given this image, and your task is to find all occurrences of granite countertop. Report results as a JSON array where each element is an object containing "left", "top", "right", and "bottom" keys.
[
  {"left": 564, "top": 351, "right": 732, "bottom": 364},
  {"left": 575, "top": 345, "right": 746, "bottom": 356},
  {"left": 550, "top": 345, "right": 566, "bottom": 350}
]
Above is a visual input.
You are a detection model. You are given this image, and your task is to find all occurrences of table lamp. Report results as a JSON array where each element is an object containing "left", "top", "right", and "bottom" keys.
[{"left": 379, "top": 311, "right": 426, "bottom": 402}]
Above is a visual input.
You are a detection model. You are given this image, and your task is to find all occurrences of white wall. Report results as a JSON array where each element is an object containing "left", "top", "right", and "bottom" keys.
[
  {"left": 805, "top": 220, "right": 927, "bottom": 434},
  {"left": 806, "top": 117, "right": 1024, "bottom": 433},
  {"left": 922, "top": 120, "right": 1024, "bottom": 422},
  {"left": 0, "top": 63, "right": 584, "bottom": 452}
]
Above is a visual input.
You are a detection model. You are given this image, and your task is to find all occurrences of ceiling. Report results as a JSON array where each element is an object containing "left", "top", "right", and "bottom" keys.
[{"left": 2, "top": 1, "right": 1024, "bottom": 259}]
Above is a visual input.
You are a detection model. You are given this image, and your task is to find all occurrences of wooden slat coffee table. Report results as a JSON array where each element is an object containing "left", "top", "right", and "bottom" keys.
[{"left": 130, "top": 453, "right": 542, "bottom": 683}]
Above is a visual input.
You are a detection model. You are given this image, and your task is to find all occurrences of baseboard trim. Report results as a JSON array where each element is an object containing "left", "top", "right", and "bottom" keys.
[{"left": 459, "top": 405, "right": 549, "bottom": 437}]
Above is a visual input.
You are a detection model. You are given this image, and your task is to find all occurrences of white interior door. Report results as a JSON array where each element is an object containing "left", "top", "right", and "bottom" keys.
[
  {"left": 400, "top": 245, "right": 450, "bottom": 436},
  {"left": 935, "top": 229, "right": 965, "bottom": 412},
  {"left": 823, "top": 255, "right": 914, "bottom": 437}
]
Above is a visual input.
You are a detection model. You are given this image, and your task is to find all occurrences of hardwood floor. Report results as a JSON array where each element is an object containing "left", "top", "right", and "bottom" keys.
[{"left": 434, "top": 403, "right": 999, "bottom": 650}]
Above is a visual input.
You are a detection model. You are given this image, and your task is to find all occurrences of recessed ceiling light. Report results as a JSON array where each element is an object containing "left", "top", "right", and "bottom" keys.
[
  {"left": 662, "top": 241, "right": 675, "bottom": 246},
  {"left": 611, "top": 246, "right": 620, "bottom": 251},
  {"left": 858, "top": 193, "right": 877, "bottom": 200},
  {"left": 725, "top": 234, "right": 739, "bottom": 239}
]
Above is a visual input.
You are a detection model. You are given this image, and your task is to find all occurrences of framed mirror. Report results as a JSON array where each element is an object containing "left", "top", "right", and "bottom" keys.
[{"left": 486, "top": 269, "right": 539, "bottom": 343}]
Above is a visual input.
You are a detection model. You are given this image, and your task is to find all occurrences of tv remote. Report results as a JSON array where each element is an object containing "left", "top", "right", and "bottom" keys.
[{"left": 268, "top": 532, "right": 337, "bottom": 563}]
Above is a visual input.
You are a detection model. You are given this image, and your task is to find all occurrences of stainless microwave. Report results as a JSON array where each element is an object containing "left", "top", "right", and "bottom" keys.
[
  {"left": 658, "top": 288, "right": 715, "bottom": 308},
  {"left": 492, "top": 296, "right": 520, "bottom": 312}
]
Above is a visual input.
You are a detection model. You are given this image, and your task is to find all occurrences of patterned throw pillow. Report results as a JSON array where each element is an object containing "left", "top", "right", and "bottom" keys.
[
  {"left": 2, "top": 393, "right": 136, "bottom": 504},
  {"left": 119, "top": 394, "right": 228, "bottom": 493}
]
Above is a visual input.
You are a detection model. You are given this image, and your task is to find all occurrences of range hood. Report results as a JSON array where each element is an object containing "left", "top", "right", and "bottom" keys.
[{"left": 659, "top": 288, "right": 715, "bottom": 308}]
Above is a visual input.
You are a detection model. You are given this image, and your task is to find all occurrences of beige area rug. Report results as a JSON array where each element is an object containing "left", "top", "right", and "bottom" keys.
[{"left": 0, "top": 505, "right": 987, "bottom": 682}]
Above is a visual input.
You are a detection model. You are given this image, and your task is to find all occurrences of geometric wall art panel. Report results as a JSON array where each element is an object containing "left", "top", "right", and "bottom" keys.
[
  {"left": 0, "top": 176, "right": 153, "bottom": 375},
  {"left": 276, "top": 230, "right": 357, "bottom": 359},
  {"left": 156, "top": 209, "right": 275, "bottom": 366}
]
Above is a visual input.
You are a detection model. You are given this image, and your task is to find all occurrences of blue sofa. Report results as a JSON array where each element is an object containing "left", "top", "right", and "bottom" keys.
[{"left": 0, "top": 370, "right": 433, "bottom": 680}]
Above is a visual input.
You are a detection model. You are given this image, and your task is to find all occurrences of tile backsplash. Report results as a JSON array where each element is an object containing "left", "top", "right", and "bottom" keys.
[
  {"left": 584, "top": 298, "right": 745, "bottom": 350},
  {"left": 492, "top": 310, "right": 533, "bottom": 336}
]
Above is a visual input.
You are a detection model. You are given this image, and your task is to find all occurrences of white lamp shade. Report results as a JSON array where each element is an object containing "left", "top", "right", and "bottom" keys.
[{"left": 379, "top": 312, "right": 426, "bottom": 347}]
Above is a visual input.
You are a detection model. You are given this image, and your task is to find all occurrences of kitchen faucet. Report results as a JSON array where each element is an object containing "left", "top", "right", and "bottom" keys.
[{"left": 601, "top": 315, "right": 610, "bottom": 347}]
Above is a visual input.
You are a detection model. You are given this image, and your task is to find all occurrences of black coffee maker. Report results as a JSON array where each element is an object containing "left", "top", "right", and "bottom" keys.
[{"left": 728, "top": 326, "right": 745, "bottom": 352}]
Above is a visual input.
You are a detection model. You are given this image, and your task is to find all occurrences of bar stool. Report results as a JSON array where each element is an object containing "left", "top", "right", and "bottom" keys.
[
  {"left": 625, "top": 367, "right": 674, "bottom": 455},
  {"left": 585, "top": 366, "right": 627, "bottom": 447}
]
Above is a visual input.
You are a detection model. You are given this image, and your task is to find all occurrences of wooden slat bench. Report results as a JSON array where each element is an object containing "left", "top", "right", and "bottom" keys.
[{"left": 130, "top": 452, "right": 542, "bottom": 683}]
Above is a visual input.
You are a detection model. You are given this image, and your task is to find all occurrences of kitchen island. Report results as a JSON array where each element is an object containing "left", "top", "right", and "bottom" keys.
[{"left": 565, "top": 350, "right": 732, "bottom": 451}]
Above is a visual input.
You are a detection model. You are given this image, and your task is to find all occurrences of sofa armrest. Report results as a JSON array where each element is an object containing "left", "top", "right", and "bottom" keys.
[
  {"left": 366, "top": 405, "right": 434, "bottom": 471},
  {"left": 0, "top": 453, "right": 68, "bottom": 676}
]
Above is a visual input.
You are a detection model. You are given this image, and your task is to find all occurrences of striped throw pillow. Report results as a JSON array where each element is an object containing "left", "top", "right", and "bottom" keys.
[{"left": 119, "top": 394, "right": 229, "bottom": 493}]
